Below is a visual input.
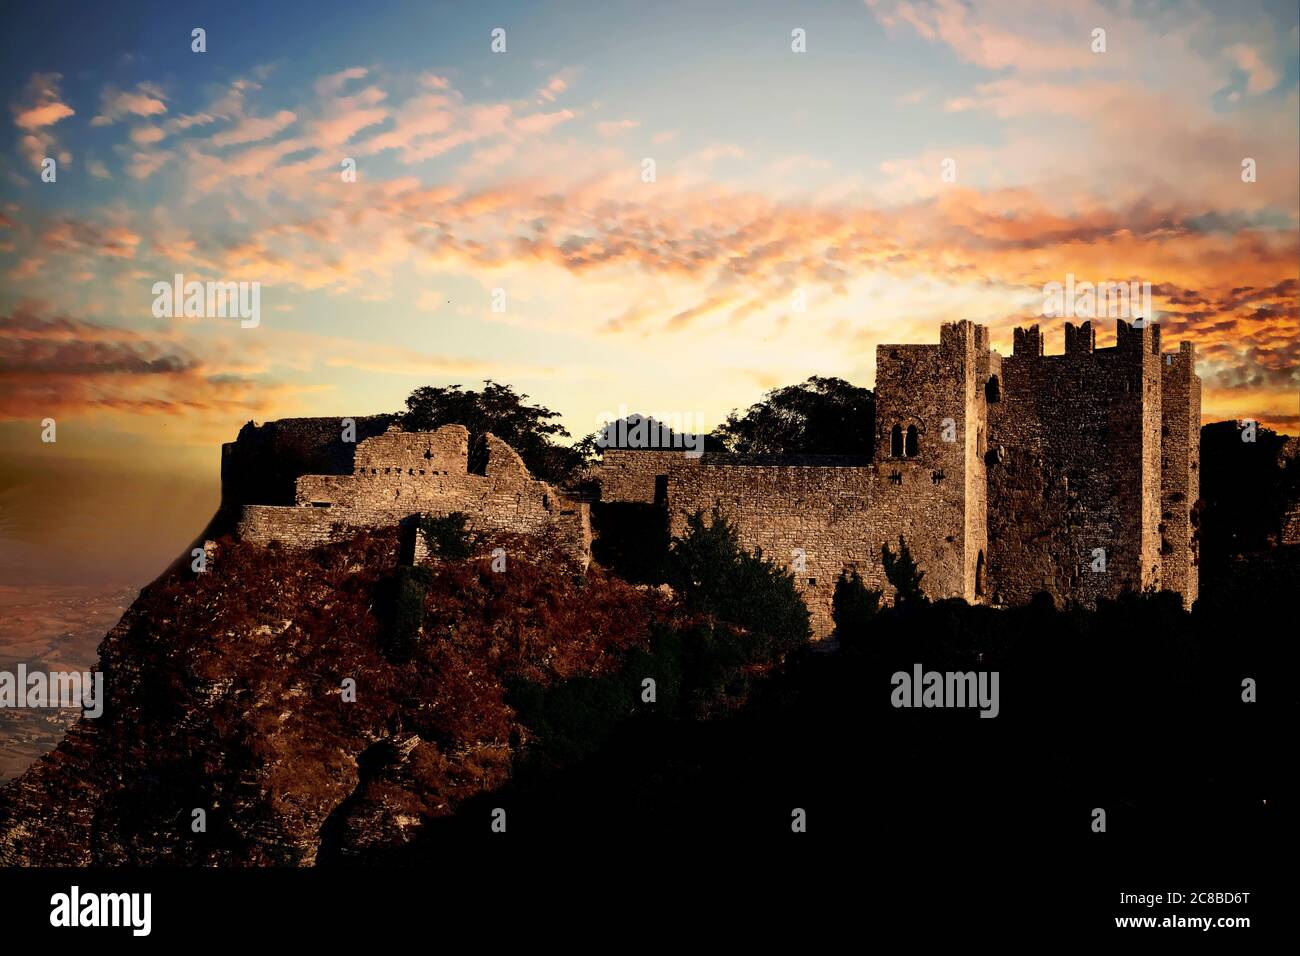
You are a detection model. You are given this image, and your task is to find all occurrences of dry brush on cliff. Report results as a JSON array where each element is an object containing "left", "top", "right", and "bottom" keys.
[{"left": 0, "top": 527, "right": 670, "bottom": 865}]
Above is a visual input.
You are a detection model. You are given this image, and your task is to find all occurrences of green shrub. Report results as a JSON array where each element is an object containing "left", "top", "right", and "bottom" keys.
[
  {"left": 419, "top": 512, "right": 473, "bottom": 560},
  {"left": 506, "top": 623, "right": 698, "bottom": 771},
  {"left": 667, "top": 508, "right": 810, "bottom": 658},
  {"left": 833, "top": 568, "right": 882, "bottom": 640},
  {"left": 398, "top": 380, "right": 589, "bottom": 485}
]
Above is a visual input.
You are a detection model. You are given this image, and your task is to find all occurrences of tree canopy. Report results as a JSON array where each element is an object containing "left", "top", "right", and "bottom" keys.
[
  {"left": 398, "top": 380, "right": 589, "bottom": 484},
  {"left": 709, "top": 375, "right": 874, "bottom": 456},
  {"left": 1198, "top": 420, "right": 1300, "bottom": 580}
]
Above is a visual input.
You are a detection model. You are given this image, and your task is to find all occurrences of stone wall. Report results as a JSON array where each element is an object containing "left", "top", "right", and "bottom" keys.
[
  {"left": 599, "top": 448, "right": 692, "bottom": 504},
  {"left": 237, "top": 425, "right": 591, "bottom": 569},
  {"left": 986, "top": 447, "right": 1078, "bottom": 607},
  {"left": 664, "top": 458, "right": 972, "bottom": 637},
  {"left": 873, "top": 320, "right": 990, "bottom": 603},
  {"left": 601, "top": 319, "right": 1201, "bottom": 635},
  {"left": 221, "top": 415, "right": 396, "bottom": 508},
  {"left": 600, "top": 322, "right": 996, "bottom": 638},
  {"left": 1161, "top": 342, "right": 1201, "bottom": 607},
  {"left": 988, "top": 320, "right": 1164, "bottom": 605},
  {"left": 1281, "top": 437, "right": 1300, "bottom": 546},
  {"left": 600, "top": 449, "right": 976, "bottom": 638}
]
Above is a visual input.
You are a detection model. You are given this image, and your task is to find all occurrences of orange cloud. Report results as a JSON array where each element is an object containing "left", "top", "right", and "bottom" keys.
[
  {"left": 0, "top": 307, "right": 276, "bottom": 422},
  {"left": 91, "top": 82, "right": 167, "bottom": 126},
  {"left": 11, "top": 73, "right": 75, "bottom": 171}
]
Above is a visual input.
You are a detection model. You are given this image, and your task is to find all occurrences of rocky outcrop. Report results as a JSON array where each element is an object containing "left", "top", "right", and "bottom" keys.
[{"left": 0, "top": 528, "right": 664, "bottom": 865}]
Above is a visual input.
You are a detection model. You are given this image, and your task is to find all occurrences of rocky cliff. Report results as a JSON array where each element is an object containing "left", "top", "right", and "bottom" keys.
[{"left": 0, "top": 527, "right": 667, "bottom": 865}]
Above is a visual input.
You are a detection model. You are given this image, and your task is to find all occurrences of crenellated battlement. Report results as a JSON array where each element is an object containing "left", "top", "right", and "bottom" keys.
[
  {"left": 600, "top": 319, "right": 1202, "bottom": 637},
  {"left": 1013, "top": 325, "right": 1043, "bottom": 356},
  {"left": 1010, "top": 318, "right": 1162, "bottom": 360},
  {"left": 223, "top": 318, "right": 1200, "bottom": 640}
]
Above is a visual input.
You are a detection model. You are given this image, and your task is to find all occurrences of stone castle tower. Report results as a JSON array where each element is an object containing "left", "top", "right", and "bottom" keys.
[{"left": 600, "top": 319, "right": 1201, "bottom": 637}]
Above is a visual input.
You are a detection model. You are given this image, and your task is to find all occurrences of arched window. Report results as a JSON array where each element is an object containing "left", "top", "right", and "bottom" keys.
[
  {"left": 890, "top": 425, "right": 903, "bottom": 458},
  {"left": 986, "top": 375, "right": 1001, "bottom": 403},
  {"left": 976, "top": 550, "right": 986, "bottom": 598},
  {"left": 905, "top": 425, "right": 919, "bottom": 457}
]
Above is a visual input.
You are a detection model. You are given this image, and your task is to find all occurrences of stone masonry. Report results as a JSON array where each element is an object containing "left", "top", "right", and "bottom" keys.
[
  {"left": 599, "top": 320, "right": 1201, "bottom": 638},
  {"left": 235, "top": 424, "right": 591, "bottom": 569}
]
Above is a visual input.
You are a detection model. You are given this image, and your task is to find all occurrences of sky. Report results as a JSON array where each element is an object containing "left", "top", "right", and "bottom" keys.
[{"left": 0, "top": 0, "right": 1297, "bottom": 587}]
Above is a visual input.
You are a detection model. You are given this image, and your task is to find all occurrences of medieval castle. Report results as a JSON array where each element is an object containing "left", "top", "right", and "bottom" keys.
[{"left": 224, "top": 318, "right": 1200, "bottom": 640}]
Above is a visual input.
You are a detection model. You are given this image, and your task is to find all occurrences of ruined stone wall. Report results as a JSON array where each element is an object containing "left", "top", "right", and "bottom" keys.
[
  {"left": 236, "top": 505, "right": 361, "bottom": 550},
  {"left": 988, "top": 321, "right": 1163, "bottom": 605},
  {"left": 1161, "top": 342, "right": 1201, "bottom": 607},
  {"left": 221, "top": 415, "right": 396, "bottom": 508},
  {"left": 589, "top": 449, "right": 686, "bottom": 504},
  {"left": 352, "top": 426, "right": 471, "bottom": 474},
  {"left": 238, "top": 425, "right": 591, "bottom": 569}
]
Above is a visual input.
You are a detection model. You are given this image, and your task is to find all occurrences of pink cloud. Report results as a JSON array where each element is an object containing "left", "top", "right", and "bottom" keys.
[
  {"left": 513, "top": 108, "right": 574, "bottom": 136},
  {"left": 538, "top": 68, "right": 577, "bottom": 103},
  {"left": 129, "top": 125, "right": 166, "bottom": 145},
  {"left": 10, "top": 74, "right": 75, "bottom": 170},
  {"left": 596, "top": 119, "right": 640, "bottom": 138},
  {"left": 12, "top": 73, "right": 75, "bottom": 129},
  {"left": 867, "top": 0, "right": 1095, "bottom": 73},
  {"left": 315, "top": 66, "right": 369, "bottom": 97},
  {"left": 210, "top": 110, "right": 298, "bottom": 147},
  {"left": 1226, "top": 44, "right": 1280, "bottom": 94},
  {"left": 91, "top": 82, "right": 167, "bottom": 126}
]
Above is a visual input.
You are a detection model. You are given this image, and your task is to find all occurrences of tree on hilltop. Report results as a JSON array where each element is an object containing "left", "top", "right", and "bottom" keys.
[
  {"left": 710, "top": 376, "right": 874, "bottom": 456},
  {"left": 398, "top": 380, "right": 589, "bottom": 484}
]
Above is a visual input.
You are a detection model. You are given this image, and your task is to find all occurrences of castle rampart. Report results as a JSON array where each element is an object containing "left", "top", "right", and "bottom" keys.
[
  {"left": 601, "top": 319, "right": 1201, "bottom": 637},
  {"left": 221, "top": 319, "right": 1200, "bottom": 640},
  {"left": 988, "top": 319, "right": 1165, "bottom": 606},
  {"left": 1160, "top": 342, "right": 1201, "bottom": 605}
]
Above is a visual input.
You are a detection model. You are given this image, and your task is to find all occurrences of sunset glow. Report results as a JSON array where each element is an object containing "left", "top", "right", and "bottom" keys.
[{"left": 1, "top": 0, "right": 1297, "bottom": 585}]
